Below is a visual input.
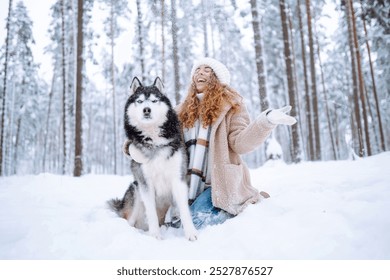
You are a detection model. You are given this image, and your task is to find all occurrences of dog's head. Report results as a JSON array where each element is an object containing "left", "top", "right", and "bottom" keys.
[{"left": 125, "top": 77, "right": 171, "bottom": 128}]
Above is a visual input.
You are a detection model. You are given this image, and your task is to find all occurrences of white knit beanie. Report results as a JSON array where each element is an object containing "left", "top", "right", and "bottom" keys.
[{"left": 190, "top": 57, "right": 231, "bottom": 85}]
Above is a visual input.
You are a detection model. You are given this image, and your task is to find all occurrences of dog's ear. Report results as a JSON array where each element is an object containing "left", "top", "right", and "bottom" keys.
[
  {"left": 153, "top": 77, "right": 164, "bottom": 93},
  {"left": 130, "top": 77, "right": 143, "bottom": 95}
]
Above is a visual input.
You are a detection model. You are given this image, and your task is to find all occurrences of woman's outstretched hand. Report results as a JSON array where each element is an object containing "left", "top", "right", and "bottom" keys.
[{"left": 266, "top": 106, "right": 297, "bottom": 125}]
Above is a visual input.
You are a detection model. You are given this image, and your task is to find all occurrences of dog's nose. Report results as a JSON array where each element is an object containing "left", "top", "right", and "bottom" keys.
[{"left": 143, "top": 107, "right": 151, "bottom": 115}]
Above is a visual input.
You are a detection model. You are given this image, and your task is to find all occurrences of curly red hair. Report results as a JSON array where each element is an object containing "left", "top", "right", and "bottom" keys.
[{"left": 179, "top": 72, "right": 242, "bottom": 128}]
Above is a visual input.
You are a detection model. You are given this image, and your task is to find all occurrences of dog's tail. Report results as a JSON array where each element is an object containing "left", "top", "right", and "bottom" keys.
[
  {"left": 107, "top": 181, "right": 137, "bottom": 219},
  {"left": 107, "top": 198, "right": 124, "bottom": 215}
]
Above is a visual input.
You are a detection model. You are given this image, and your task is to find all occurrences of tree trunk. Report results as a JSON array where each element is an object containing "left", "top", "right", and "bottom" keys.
[
  {"left": 349, "top": 0, "right": 371, "bottom": 156},
  {"left": 13, "top": 117, "right": 21, "bottom": 174},
  {"left": 250, "top": 0, "right": 269, "bottom": 111},
  {"left": 0, "top": 0, "right": 13, "bottom": 176},
  {"left": 110, "top": 0, "right": 117, "bottom": 174},
  {"left": 297, "top": 0, "right": 314, "bottom": 160},
  {"left": 66, "top": 0, "right": 77, "bottom": 173},
  {"left": 171, "top": 0, "right": 180, "bottom": 104},
  {"left": 136, "top": 0, "right": 146, "bottom": 81},
  {"left": 305, "top": 0, "right": 321, "bottom": 161},
  {"left": 279, "top": 0, "right": 301, "bottom": 163},
  {"left": 201, "top": 0, "right": 209, "bottom": 57},
  {"left": 61, "top": 0, "right": 67, "bottom": 174},
  {"left": 160, "top": 0, "right": 166, "bottom": 82},
  {"left": 288, "top": 12, "right": 306, "bottom": 160},
  {"left": 74, "top": 0, "right": 84, "bottom": 177},
  {"left": 360, "top": 0, "right": 385, "bottom": 152},
  {"left": 345, "top": 0, "right": 364, "bottom": 157},
  {"left": 43, "top": 72, "right": 56, "bottom": 172},
  {"left": 314, "top": 24, "right": 337, "bottom": 160}
]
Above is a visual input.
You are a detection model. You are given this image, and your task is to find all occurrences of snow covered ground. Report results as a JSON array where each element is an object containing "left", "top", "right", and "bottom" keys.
[{"left": 0, "top": 152, "right": 389, "bottom": 260}]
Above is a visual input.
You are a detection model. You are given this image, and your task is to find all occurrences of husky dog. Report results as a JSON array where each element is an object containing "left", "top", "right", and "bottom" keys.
[{"left": 108, "top": 77, "right": 198, "bottom": 241}]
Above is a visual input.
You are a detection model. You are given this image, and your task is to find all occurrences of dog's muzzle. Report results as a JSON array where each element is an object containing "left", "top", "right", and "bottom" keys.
[{"left": 143, "top": 107, "right": 151, "bottom": 118}]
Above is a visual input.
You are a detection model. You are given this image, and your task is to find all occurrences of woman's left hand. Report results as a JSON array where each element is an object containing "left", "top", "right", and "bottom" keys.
[{"left": 266, "top": 106, "right": 297, "bottom": 125}]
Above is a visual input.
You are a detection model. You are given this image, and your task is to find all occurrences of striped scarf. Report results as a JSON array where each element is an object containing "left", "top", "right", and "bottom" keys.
[{"left": 183, "top": 120, "right": 212, "bottom": 201}]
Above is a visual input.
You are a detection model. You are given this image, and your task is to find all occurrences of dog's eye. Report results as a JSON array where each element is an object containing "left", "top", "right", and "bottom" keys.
[
  {"left": 137, "top": 100, "right": 143, "bottom": 104},
  {"left": 151, "top": 99, "right": 158, "bottom": 103}
]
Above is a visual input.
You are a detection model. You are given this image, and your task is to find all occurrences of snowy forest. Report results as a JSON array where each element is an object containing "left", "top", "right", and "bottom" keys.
[{"left": 0, "top": 0, "right": 389, "bottom": 177}]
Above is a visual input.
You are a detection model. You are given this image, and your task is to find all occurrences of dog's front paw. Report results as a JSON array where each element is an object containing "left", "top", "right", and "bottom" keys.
[
  {"left": 185, "top": 229, "right": 198, "bottom": 241},
  {"left": 129, "top": 144, "right": 149, "bottom": 164},
  {"left": 149, "top": 230, "right": 162, "bottom": 240},
  {"left": 123, "top": 139, "right": 132, "bottom": 157}
]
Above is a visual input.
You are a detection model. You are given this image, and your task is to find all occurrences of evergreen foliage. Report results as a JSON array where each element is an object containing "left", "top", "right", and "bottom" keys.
[{"left": 0, "top": 0, "right": 388, "bottom": 175}]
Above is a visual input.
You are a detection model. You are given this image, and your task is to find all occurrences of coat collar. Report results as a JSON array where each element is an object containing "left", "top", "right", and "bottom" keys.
[{"left": 212, "top": 102, "right": 233, "bottom": 130}]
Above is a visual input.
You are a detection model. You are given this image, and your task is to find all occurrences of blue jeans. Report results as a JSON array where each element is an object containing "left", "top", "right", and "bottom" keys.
[{"left": 190, "top": 187, "right": 234, "bottom": 229}]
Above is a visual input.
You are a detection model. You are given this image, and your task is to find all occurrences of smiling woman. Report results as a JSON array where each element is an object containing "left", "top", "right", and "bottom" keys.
[
  {"left": 193, "top": 65, "right": 213, "bottom": 92},
  {"left": 176, "top": 57, "right": 297, "bottom": 230},
  {"left": 179, "top": 58, "right": 239, "bottom": 129}
]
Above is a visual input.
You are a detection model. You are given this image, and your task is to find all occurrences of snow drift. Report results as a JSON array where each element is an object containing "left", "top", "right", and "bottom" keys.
[{"left": 0, "top": 152, "right": 389, "bottom": 259}]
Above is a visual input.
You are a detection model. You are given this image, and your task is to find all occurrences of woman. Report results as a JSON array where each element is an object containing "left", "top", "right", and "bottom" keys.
[{"left": 177, "top": 57, "right": 296, "bottom": 229}]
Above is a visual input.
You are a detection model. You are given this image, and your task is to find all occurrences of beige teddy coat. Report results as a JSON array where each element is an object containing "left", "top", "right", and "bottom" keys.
[{"left": 179, "top": 101, "right": 276, "bottom": 215}]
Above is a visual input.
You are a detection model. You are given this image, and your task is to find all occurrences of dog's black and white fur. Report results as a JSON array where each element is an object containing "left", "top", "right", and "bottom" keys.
[{"left": 108, "top": 77, "right": 197, "bottom": 241}]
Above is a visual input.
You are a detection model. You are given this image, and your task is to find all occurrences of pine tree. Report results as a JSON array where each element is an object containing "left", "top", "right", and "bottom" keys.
[
  {"left": 345, "top": 0, "right": 364, "bottom": 157},
  {"left": 250, "top": 0, "right": 269, "bottom": 111},
  {"left": 1, "top": 1, "right": 41, "bottom": 175},
  {"left": 360, "top": 0, "right": 386, "bottom": 152},
  {"left": 297, "top": 0, "right": 314, "bottom": 160},
  {"left": 136, "top": 0, "right": 146, "bottom": 81},
  {"left": 61, "top": 0, "right": 67, "bottom": 174},
  {"left": 0, "top": 0, "right": 13, "bottom": 176},
  {"left": 314, "top": 23, "right": 337, "bottom": 160},
  {"left": 74, "top": 0, "right": 84, "bottom": 177},
  {"left": 305, "top": 0, "right": 321, "bottom": 161},
  {"left": 279, "top": 0, "right": 301, "bottom": 163},
  {"left": 99, "top": 0, "right": 128, "bottom": 174},
  {"left": 171, "top": 0, "right": 180, "bottom": 104},
  {"left": 160, "top": 0, "right": 166, "bottom": 82}
]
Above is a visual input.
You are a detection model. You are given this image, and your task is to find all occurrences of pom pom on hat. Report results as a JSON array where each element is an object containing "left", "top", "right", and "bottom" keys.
[{"left": 190, "top": 57, "right": 231, "bottom": 85}]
